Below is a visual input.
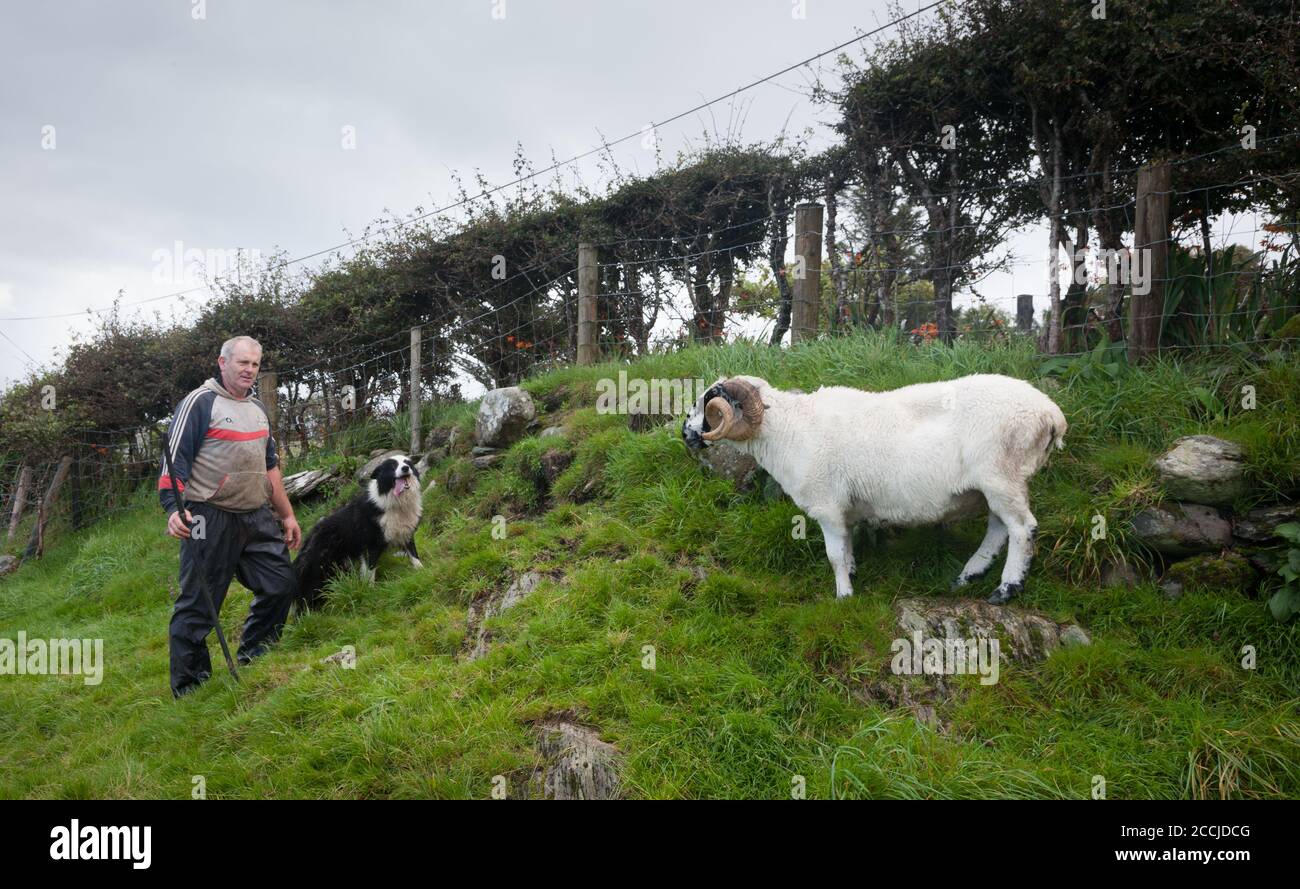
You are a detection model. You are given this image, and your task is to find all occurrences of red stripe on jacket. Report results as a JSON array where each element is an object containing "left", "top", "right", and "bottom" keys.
[
  {"left": 205, "top": 428, "right": 269, "bottom": 441},
  {"left": 158, "top": 476, "right": 186, "bottom": 492}
]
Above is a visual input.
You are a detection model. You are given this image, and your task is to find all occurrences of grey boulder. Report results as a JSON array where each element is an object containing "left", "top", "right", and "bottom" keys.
[
  {"left": 1153, "top": 435, "right": 1246, "bottom": 507},
  {"left": 1131, "top": 502, "right": 1232, "bottom": 557},
  {"left": 475, "top": 387, "right": 536, "bottom": 449}
]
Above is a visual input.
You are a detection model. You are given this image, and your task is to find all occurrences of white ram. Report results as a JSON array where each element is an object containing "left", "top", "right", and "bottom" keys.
[{"left": 682, "top": 374, "right": 1066, "bottom": 603}]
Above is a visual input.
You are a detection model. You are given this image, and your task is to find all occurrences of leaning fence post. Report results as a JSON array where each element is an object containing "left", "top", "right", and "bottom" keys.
[
  {"left": 409, "top": 326, "right": 422, "bottom": 454},
  {"left": 577, "top": 242, "right": 598, "bottom": 365},
  {"left": 24, "top": 455, "right": 72, "bottom": 559},
  {"left": 6, "top": 464, "right": 32, "bottom": 545}
]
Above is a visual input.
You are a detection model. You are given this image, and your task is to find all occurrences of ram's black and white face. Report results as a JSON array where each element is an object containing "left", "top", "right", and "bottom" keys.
[
  {"left": 683, "top": 375, "right": 771, "bottom": 451},
  {"left": 682, "top": 380, "right": 725, "bottom": 450},
  {"left": 687, "top": 376, "right": 761, "bottom": 451}
]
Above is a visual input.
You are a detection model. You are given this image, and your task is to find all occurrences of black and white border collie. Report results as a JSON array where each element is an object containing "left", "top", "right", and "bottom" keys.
[{"left": 293, "top": 454, "right": 425, "bottom": 610}]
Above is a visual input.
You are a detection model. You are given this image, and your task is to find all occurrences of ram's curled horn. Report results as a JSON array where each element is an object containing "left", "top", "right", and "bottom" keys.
[
  {"left": 700, "top": 397, "right": 734, "bottom": 441},
  {"left": 701, "top": 379, "right": 763, "bottom": 441}
]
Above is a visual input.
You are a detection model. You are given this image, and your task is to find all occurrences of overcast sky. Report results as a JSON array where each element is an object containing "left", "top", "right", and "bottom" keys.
[
  {"left": 0, "top": 0, "right": 919, "bottom": 387},
  {"left": 3, "top": 1, "right": 1263, "bottom": 392}
]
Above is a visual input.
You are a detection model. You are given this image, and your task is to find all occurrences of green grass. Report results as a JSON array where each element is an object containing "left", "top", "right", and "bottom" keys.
[{"left": 1, "top": 332, "right": 1298, "bottom": 798}]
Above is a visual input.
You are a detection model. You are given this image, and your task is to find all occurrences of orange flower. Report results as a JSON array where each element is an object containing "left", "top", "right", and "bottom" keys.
[{"left": 909, "top": 322, "right": 939, "bottom": 342}]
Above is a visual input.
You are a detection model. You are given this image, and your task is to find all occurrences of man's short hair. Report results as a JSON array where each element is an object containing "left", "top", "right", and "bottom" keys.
[{"left": 220, "top": 335, "right": 263, "bottom": 362}]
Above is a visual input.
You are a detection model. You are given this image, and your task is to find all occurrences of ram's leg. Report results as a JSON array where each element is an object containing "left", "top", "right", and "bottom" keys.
[
  {"left": 984, "top": 488, "right": 1037, "bottom": 605},
  {"left": 951, "top": 513, "right": 1008, "bottom": 591},
  {"left": 818, "top": 518, "right": 855, "bottom": 600}
]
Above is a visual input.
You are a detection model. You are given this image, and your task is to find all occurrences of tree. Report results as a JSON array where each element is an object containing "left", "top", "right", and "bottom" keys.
[{"left": 835, "top": 8, "right": 1032, "bottom": 343}]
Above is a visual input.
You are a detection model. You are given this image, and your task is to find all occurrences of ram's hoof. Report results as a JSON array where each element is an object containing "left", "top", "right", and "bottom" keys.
[
  {"left": 987, "top": 583, "right": 1022, "bottom": 605},
  {"left": 952, "top": 565, "right": 992, "bottom": 592}
]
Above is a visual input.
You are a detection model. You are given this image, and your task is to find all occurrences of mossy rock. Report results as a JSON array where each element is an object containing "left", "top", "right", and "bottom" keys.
[
  {"left": 1162, "top": 550, "right": 1258, "bottom": 594},
  {"left": 536, "top": 384, "right": 570, "bottom": 412},
  {"left": 440, "top": 457, "right": 477, "bottom": 497}
]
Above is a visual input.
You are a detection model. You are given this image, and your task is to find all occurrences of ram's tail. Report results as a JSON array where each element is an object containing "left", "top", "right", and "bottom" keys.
[
  {"left": 1020, "top": 401, "right": 1067, "bottom": 479},
  {"left": 1047, "top": 401, "right": 1068, "bottom": 454}
]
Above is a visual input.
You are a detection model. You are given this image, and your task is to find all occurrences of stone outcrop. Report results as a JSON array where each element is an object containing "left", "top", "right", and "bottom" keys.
[
  {"left": 1131, "top": 503, "right": 1232, "bottom": 557},
  {"left": 531, "top": 716, "right": 622, "bottom": 800},
  {"left": 1153, "top": 435, "right": 1246, "bottom": 507},
  {"left": 1162, "top": 551, "right": 1257, "bottom": 594},
  {"left": 475, "top": 387, "right": 536, "bottom": 449},
  {"left": 695, "top": 442, "right": 761, "bottom": 493},
  {"left": 893, "top": 597, "right": 1091, "bottom": 664},
  {"left": 462, "top": 571, "right": 543, "bottom": 661},
  {"left": 1233, "top": 502, "right": 1300, "bottom": 543},
  {"left": 858, "top": 597, "right": 1090, "bottom": 730}
]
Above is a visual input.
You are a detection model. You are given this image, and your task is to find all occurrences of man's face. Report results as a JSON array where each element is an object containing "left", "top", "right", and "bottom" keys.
[{"left": 218, "top": 343, "right": 261, "bottom": 394}]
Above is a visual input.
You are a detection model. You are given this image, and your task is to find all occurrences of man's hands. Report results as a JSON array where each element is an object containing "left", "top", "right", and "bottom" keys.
[
  {"left": 280, "top": 515, "right": 302, "bottom": 550},
  {"left": 166, "top": 509, "right": 195, "bottom": 539},
  {"left": 168, "top": 508, "right": 300, "bottom": 549}
]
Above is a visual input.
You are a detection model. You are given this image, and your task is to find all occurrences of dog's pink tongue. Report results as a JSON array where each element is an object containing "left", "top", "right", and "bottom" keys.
[{"left": 395, "top": 478, "right": 408, "bottom": 496}]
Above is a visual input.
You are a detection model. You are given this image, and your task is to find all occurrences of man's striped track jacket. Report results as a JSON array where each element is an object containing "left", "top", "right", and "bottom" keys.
[{"left": 158, "top": 377, "right": 280, "bottom": 515}]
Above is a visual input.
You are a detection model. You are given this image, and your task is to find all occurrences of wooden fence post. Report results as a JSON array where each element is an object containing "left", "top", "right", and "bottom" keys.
[
  {"left": 24, "top": 455, "right": 72, "bottom": 559},
  {"left": 70, "top": 444, "right": 84, "bottom": 531},
  {"left": 410, "top": 326, "right": 422, "bottom": 454},
  {"left": 791, "top": 203, "right": 824, "bottom": 344},
  {"left": 6, "top": 464, "right": 32, "bottom": 545},
  {"left": 577, "top": 242, "right": 598, "bottom": 365},
  {"left": 1128, "top": 162, "right": 1171, "bottom": 363},
  {"left": 259, "top": 371, "right": 279, "bottom": 438},
  {"left": 322, "top": 377, "right": 332, "bottom": 451},
  {"left": 1016, "top": 294, "right": 1035, "bottom": 333}
]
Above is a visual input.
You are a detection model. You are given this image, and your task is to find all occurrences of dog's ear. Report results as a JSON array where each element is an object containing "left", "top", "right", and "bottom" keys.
[{"left": 370, "top": 460, "right": 389, "bottom": 480}]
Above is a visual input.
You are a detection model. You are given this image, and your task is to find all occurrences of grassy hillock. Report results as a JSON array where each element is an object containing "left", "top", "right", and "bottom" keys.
[{"left": 2, "top": 334, "right": 1298, "bottom": 798}]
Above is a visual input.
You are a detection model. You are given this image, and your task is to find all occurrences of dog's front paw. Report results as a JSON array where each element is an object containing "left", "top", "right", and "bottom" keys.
[{"left": 410, "top": 557, "right": 424, "bottom": 570}]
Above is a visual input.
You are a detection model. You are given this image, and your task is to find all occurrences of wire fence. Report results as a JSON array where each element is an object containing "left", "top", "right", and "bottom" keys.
[{"left": 2, "top": 135, "right": 1298, "bottom": 560}]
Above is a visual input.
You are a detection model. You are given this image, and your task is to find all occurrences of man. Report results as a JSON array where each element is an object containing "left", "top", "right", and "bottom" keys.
[{"left": 160, "top": 335, "right": 302, "bottom": 698}]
